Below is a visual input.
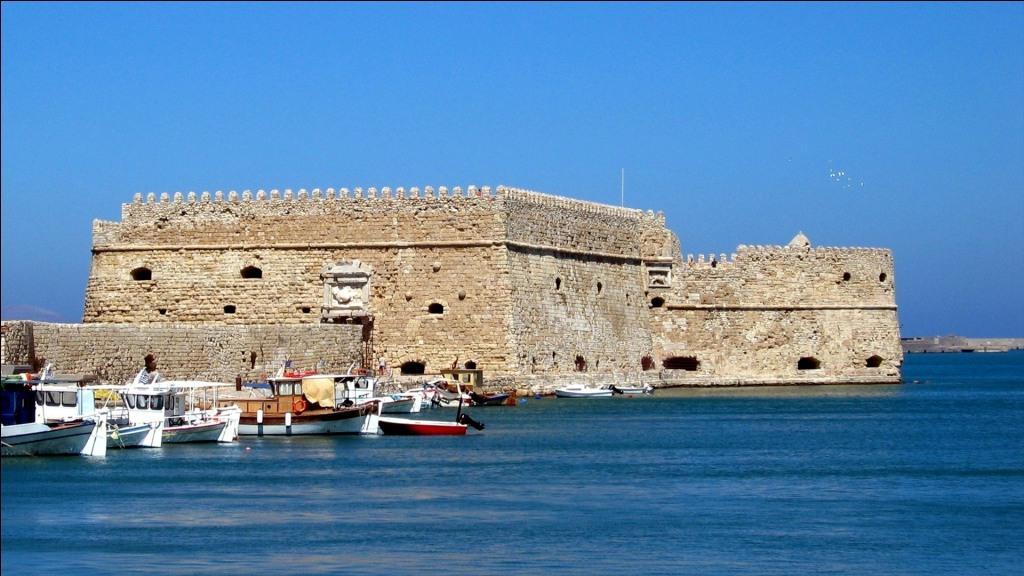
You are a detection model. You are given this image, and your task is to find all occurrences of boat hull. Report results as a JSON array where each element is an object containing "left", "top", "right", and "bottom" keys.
[
  {"left": 381, "top": 396, "right": 420, "bottom": 414},
  {"left": 237, "top": 404, "right": 376, "bottom": 436},
  {"left": 610, "top": 385, "right": 654, "bottom": 395},
  {"left": 554, "top": 388, "right": 613, "bottom": 398},
  {"left": 1, "top": 421, "right": 97, "bottom": 456},
  {"left": 107, "top": 422, "right": 161, "bottom": 449},
  {"left": 163, "top": 420, "right": 227, "bottom": 443},
  {"left": 378, "top": 417, "right": 468, "bottom": 436},
  {"left": 470, "top": 393, "right": 510, "bottom": 406}
]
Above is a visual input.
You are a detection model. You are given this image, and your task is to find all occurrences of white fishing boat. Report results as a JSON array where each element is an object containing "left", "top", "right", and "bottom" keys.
[
  {"left": 554, "top": 384, "right": 614, "bottom": 398},
  {"left": 122, "top": 382, "right": 239, "bottom": 444},
  {"left": 380, "top": 393, "right": 422, "bottom": 414},
  {"left": 1, "top": 375, "right": 107, "bottom": 457},
  {"left": 34, "top": 381, "right": 160, "bottom": 449}
]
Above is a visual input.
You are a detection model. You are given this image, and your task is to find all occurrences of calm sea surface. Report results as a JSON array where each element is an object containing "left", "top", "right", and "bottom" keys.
[{"left": 3, "top": 352, "right": 1023, "bottom": 575}]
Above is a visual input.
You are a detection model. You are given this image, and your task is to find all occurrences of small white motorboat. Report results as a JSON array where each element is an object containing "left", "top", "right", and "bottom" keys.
[
  {"left": 609, "top": 384, "right": 655, "bottom": 395},
  {"left": 554, "top": 385, "right": 613, "bottom": 398}
]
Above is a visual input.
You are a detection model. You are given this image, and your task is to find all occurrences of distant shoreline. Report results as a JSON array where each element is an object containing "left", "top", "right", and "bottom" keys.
[{"left": 902, "top": 336, "right": 1024, "bottom": 354}]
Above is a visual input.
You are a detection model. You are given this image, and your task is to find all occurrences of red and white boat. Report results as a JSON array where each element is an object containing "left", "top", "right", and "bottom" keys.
[
  {"left": 378, "top": 415, "right": 474, "bottom": 436},
  {"left": 377, "top": 378, "right": 485, "bottom": 436}
]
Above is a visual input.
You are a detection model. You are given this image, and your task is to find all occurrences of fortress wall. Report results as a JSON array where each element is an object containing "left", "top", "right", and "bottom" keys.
[
  {"left": 651, "top": 308, "right": 902, "bottom": 385},
  {"left": 0, "top": 321, "right": 362, "bottom": 385},
  {"left": 506, "top": 248, "right": 653, "bottom": 381},
  {"left": 649, "top": 244, "right": 902, "bottom": 384},
  {"left": 499, "top": 190, "right": 658, "bottom": 383},
  {"left": 105, "top": 187, "right": 506, "bottom": 247},
  {"left": 74, "top": 185, "right": 903, "bottom": 387},
  {"left": 671, "top": 245, "right": 896, "bottom": 308},
  {"left": 84, "top": 244, "right": 516, "bottom": 375},
  {"left": 502, "top": 188, "right": 674, "bottom": 260}
]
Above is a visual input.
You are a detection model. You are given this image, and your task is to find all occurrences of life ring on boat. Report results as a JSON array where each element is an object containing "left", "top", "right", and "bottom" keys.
[{"left": 292, "top": 398, "right": 307, "bottom": 414}]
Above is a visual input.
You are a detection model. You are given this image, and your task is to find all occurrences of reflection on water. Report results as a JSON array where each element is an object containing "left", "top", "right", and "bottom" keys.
[{"left": 3, "top": 352, "right": 1023, "bottom": 576}]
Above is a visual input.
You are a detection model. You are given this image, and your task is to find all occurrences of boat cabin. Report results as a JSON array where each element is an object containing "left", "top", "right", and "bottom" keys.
[
  {"left": 1, "top": 376, "right": 36, "bottom": 425},
  {"left": 231, "top": 373, "right": 377, "bottom": 416},
  {"left": 439, "top": 368, "right": 483, "bottom": 392}
]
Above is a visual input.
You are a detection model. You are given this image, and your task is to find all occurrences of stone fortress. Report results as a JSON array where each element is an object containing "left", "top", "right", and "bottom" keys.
[{"left": 1, "top": 185, "right": 902, "bottom": 388}]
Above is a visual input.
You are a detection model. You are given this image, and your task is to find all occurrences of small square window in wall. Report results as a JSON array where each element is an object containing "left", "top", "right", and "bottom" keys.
[{"left": 224, "top": 305, "right": 237, "bottom": 314}]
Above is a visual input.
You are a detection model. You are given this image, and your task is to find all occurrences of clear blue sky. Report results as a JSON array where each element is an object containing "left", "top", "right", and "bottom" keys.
[{"left": 2, "top": 2, "right": 1022, "bottom": 337}]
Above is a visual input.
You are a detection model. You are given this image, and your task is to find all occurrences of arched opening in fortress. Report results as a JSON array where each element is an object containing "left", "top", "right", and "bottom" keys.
[
  {"left": 650, "top": 297, "right": 665, "bottom": 308},
  {"left": 428, "top": 303, "right": 444, "bottom": 314},
  {"left": 130, "top": 267, "right": 152, "bottom": 281},
  {"left": 866, "top": 355, "right": 884, "bottom": 368},
  {"left": 797, "top": 357, "right": 821, "bottom": 370},
  {"left": 223, "top": 305, "right": 236, "bottom": 314},
  {"left": 464, "top": 360, "right": 477, "bottom": 369},
  {"left": 575, "top": 355, "right": 587, "bottom": 372},
  {"left": 663, "top": 356, "right": 699, "bottom": 371},
  {"left": 400, "top": 361, "right": 426, "bottom": 375},
  {"left": 241, "top": 266, "right": 263, "bottom": 279},
  {"left": 641, "top": 355, "right": 655, "bottom": 371},
  {"left": 879, "top": 273, "right": 887, "bottom": 282}
]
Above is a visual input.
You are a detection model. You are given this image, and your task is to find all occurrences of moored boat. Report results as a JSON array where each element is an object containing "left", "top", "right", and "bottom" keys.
[
  {"left": 121, "top": 382, "right": 239, "bottom": 444},
  {"left": 554, "top": 385, "right": 614, "bottom": 398},
  {"left": 378, "top": 378, "right": 485, "bottom": 435},
  {"left": 34, "top": 381, "right": 161, "bottom": 449},
  {"left": 609, "top": 384, "right": 655, "bottom": 396},
  {"left": 224, "top": 372, "right": 380, "bottom": 435},
  {"left": 378, "top": 416, "right": 470, "bottom": 436},
  {"left": 469, "top": 391, "right": 512, "bottom": 406},
  {"left": 1, "top": 374, "right": 107, "bottom": 457},
  {"left": 380, "top": 394, "right": 422, "bottom": 413},
  {"left": 1, "top": 420, "right": 101, "bottom": 457}
]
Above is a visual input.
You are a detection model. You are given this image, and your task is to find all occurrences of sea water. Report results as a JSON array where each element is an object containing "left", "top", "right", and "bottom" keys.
[{"left": 3, "top": 351, "right": 1023, "bottom": 575}]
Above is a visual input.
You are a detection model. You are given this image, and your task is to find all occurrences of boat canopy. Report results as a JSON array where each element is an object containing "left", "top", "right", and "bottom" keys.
[{"left": 301, "top": 377, "right": 336, "bottom": 408}]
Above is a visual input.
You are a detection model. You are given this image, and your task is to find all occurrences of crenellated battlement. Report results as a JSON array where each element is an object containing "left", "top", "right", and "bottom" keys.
[
  {"left": 126, "top": 184, "right": 660, "bottom": 223},
  {"left": 501, "top": 186, "right": 654, "bottom": 220},
  {"left": 132, "top": 184, "right": 504, "bottom": 207},
  {"left": 736, "top": 244, "right": 891, "bottom": 255}
]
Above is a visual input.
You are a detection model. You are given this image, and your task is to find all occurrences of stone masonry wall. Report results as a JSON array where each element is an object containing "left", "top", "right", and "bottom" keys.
[
  {"left": 0, "top": 320, "right": 362, "bottom": 385},
  {"left": 670, "top": 244, "right": 896, "bottom": 308},
  {"left": 75, "top": 186, "right": 902, "bottom": 387},
  {"left": 84, "top": 186, "right": 518, "bottom": 376},
  {"left": 506, "top": 249, "right": 652, "bottom": 384},
  {"left": 500, "top": 189, "right": 664, "bottom": 385},
  {"left": 650, "top": 242, "right": 902, "bottom": 384}
]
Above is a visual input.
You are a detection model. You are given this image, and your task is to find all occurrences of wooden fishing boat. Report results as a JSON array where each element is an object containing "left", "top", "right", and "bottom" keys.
[
  {"left": 225, "top": 373, "right": 379, "bottom": 435},
  {"left": 469, "top": 391, "right": 512, "bottom": 407}
]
